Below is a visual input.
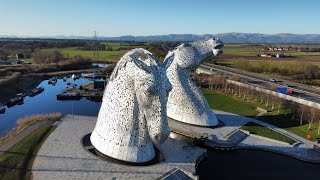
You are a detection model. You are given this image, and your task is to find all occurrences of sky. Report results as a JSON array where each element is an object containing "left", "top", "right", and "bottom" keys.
[{"left": 0, "top": 0, "right": 319, "bottom": 37}]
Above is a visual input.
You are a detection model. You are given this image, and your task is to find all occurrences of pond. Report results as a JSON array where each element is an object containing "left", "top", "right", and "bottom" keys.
[
  {"left": 197, "top": 149, "right": 320, "bottom": 179},
  {"left": 0, "top": 77, "right": 102, "bottom": 137}
]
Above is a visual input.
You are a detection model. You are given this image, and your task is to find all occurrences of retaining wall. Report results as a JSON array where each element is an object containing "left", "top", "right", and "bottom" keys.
[{"left": 227, "top": 79, "right": 320, "bottom": 110}]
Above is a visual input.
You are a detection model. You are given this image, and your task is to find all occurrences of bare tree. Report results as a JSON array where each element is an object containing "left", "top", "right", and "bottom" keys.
[
  {"left": 298, "top": 105, "right": 308, "bottom": 126},
  {"left": 308, "top": 107, "right": 318, "bottom": 130},
  {"left": 276, "top": 97, "right": 286, "bottom": 114}
]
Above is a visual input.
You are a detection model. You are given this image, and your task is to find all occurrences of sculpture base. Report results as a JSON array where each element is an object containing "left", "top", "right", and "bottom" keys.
[
  {"left": 82, "top": 133, "right": 160, "bottom": 166},
  {"left": 168, "top": 117, "right": 224, "bottom": 129}
]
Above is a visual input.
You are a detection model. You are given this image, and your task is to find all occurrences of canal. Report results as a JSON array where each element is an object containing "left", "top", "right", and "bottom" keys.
[{"left": 0, "top": 77, "right": 102, "bottom": 137}]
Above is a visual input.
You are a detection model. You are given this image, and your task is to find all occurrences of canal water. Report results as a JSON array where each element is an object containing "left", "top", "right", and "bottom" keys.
[
  {"left": 0, "top": 77, "right": 102, "bottom": 137},
  {"left": 197, "top": 149, "right": 320, "bottom": 179},
  {"left": 92, "top": 63, "right": 109, "bottom": 68}
]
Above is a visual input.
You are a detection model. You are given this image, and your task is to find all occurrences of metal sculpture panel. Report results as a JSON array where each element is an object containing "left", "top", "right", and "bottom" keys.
[
  {"left": 165, "top": 38, "right": 224, "bottom": 126},
  {"left": 91, "top": 48, "right": 173, "bottom": 163}
]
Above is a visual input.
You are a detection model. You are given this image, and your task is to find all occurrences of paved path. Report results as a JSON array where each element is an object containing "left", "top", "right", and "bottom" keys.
[
  {"left": 212, "top": 110, "right": 320, "bottom": 162},
  {"left": 32, "top": 115, "right": 204, "bottom": 180},
  {"left": 0, "top": 120, "right": 56, "bottom": 155}
]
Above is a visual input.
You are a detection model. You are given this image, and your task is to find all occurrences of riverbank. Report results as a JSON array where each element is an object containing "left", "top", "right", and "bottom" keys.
[
  {"left": 0, "top": 113, "right": 61, "bottom": 147},
  {"left": 0, "top": 113, "right": 61, "bottom": 179},
  {"left": 0, "top": 125, "right": 57, "bottom": 179},
  {"left": 0, "top": 67, "right": 101, "bottom": 103}
]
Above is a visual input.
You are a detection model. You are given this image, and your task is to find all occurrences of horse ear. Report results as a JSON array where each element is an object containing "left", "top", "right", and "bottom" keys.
[
  {"left": 162, "top": 53, "right": 174, "bottom": 69},
  {"left": 130, "top": 54, "right": 152, "bottom": 73}
]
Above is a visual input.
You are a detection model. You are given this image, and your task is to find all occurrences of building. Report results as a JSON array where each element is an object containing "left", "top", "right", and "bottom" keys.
[
  {"left": 16, "top": 54, "right": 24, "bottom": 59},
  {"left": 93, "top": 80, "right": 106, "bottom": 89}
]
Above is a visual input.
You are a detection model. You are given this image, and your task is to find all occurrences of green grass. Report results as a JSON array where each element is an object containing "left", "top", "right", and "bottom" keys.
[
  {"left": 259, "top": 114, "right": 320, "bottom": 141},
  {"left": 223, "top": 46, "right": 262, "bottom": 56},
  {"left": 201, "top": 88, "right": 258, "bottom": 117},
  {"left": 240, "top": 121, "right": 297, "bottom": 145},
  {"left": 101, "top": 42, "right": 143, "bottom": 51},
  {"left": 60, "top": 47, "right": 127, "bottom": 62},
  {"left": 102, "top": 42, "right": 121, "bottom": 50},
  {"left": 0, "top": 126, "right": 56, "bottom": 180},
  {"left": 285, "top": 123, "right": 319, "bottom": 141},
  {"left": 201, "top": 88, "right": 318, "bottom": 141}
]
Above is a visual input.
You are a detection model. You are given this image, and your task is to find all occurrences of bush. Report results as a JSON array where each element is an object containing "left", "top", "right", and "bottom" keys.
[{"left": 32, "top": 49, "right": 64, "bottom": 64}]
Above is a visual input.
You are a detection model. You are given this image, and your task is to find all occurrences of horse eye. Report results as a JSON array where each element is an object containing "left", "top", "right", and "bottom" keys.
[{"left": 148, "top": 85, "right": 155, "bottom": 94}]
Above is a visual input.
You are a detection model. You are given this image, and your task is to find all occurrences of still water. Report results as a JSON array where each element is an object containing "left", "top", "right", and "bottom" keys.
[
  {"left": 197, "top": 149, "right": 320, "bottom": 179},
  {"left": 0, "top": 77, "right": 102, "bottom": 137}
]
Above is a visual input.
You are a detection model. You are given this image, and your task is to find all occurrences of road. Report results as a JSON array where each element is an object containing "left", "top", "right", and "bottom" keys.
[{"left": 199, "top": 63, "right": 320, "bottom": 104}]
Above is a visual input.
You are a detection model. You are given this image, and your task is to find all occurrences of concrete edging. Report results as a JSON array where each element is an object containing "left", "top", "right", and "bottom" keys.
[{"left": 249, "top": 133, "right": 292, "bottom": 146}]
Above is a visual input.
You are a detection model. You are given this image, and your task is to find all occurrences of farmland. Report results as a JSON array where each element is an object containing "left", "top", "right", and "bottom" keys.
[
  {"left": 215, "top": 44, "right": 320, "bottom": 87},
  {"left": 60, "top": 48, "right": 127, "bottom": 62}
]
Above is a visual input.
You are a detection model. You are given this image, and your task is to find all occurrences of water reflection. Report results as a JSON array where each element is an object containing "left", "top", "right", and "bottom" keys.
[{"left": 0, "top": 77, "right": 102, "bottom": 137}]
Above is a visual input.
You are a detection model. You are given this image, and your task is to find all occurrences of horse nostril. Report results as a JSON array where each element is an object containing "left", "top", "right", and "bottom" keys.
[{"left": 155, "top": 134, "right": 161, "bottom": 142}]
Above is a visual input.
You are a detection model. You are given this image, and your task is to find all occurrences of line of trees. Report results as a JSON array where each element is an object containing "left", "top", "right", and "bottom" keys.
[
  {"left": 192, "top": 73, "right": 320, "bottom": 134},
  {"left": 0, "top": 40, "right": 87, "bottom": 59}
]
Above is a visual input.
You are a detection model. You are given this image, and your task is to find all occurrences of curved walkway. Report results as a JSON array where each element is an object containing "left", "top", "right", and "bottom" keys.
[
  {"left": 0, "top": 120, "right": 57, "bottom": 155},
  {"left": 211, "top": 110, "right": 320, "bottom": 163}
]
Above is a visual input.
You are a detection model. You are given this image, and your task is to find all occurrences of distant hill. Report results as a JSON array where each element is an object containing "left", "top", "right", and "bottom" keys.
[
  {"left": 1, "top": 33, "right": 320, "bottom": 43},
  {"left": 214, "top": 33, "right": 320, "bottom": 44}
]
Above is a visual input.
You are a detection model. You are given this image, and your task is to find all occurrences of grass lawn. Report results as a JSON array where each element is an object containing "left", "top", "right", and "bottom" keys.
[
  {"left": 285, "top": 123, "right": 320, "bottom": 142},
  {"left": 259, "top": 114, "right": 320, "bottom": 141},
  {"left": 0, "top": 126, "right": 56, "bottom": 180},
  {"left": 60, "top": 48, "right": 127, "bottom": 62},
  {"left": 240, "top": 121, "right": 297, "bottom": 145},
  {"left": 201, "top": 88, "right": 258, "bottom": 117}
]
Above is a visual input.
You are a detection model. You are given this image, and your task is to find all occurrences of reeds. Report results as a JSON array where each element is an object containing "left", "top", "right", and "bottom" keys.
[{"left": 0, "top": 112, "right": 61, "bottom": 146}]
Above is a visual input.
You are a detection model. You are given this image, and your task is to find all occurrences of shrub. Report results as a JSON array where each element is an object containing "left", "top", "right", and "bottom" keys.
[{"left": 32, "top": 49, "right": 64, "bottom": 64}]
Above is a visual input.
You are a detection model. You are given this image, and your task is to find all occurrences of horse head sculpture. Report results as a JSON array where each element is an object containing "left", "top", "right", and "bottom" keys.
[
  {"left": 165, "top": 38, "right": 224, "bottom": 126},
  {"left": 91, "top": 48, "right": 173, "bottom": 163}
]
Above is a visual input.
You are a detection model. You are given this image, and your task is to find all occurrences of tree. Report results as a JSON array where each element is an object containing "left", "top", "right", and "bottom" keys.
[
  {"left": 298, "top": 105, "right": 308, "bottom": 126},
  {"left": 308, "top": 107, "right": 318, "bottom": 130}
]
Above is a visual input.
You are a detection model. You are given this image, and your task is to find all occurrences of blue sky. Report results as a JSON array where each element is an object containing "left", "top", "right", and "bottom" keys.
[{"left": 0, "top": 0, "right": 319, "bottom": 36}]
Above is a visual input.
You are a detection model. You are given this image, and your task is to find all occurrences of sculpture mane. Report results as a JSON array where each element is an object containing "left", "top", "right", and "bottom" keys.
[
  {"left": 91, "top": 48, "right": 173, "bottom": 163},
  {"left": 165, "top": 38, "right": 224, "bottom": 126}
]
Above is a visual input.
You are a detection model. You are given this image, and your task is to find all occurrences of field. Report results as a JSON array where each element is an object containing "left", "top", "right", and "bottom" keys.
[
  {"left": 223, "top": 45, "right": 320, "bottom": 57},
  {"left": 59, "top": 42, "right": 144, "bottom": 62},
  {"left": 60, "top": 47, "right": 127, "bottom": 62},
  {"left": 216, "top": 45, "right": 320, "bottom": 86},
  {"left": 101, "top": 42, "right": 143, "bottom": 51}
]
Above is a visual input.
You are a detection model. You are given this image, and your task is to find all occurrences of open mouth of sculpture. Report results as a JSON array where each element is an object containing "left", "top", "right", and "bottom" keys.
[
  {"left": 214, "top": 44, "right": 224, "bottom": 50},
  {"left": 213, "top": 44, "right": 224, "bottom": 56}
]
